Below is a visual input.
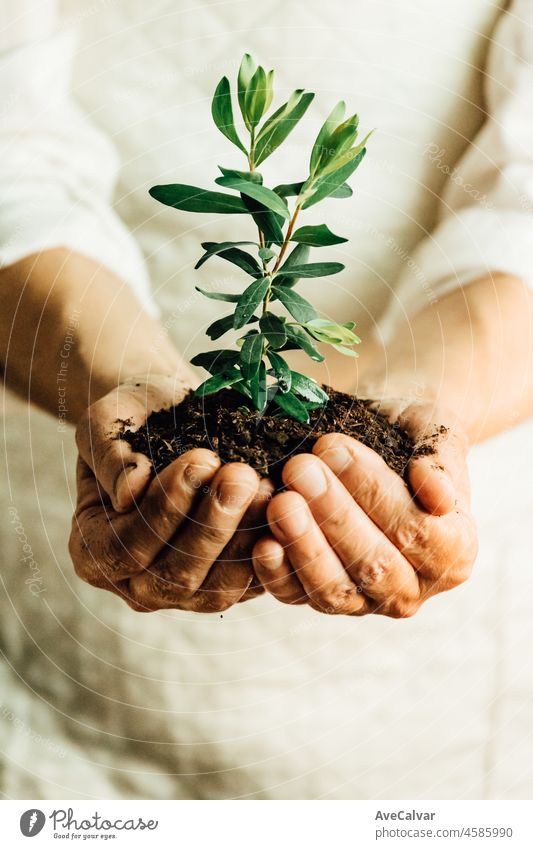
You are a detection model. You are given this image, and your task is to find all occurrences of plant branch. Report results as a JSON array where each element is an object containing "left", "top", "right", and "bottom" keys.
[{"left": 272, "top": 204, "right": 301, "bottom": 274}]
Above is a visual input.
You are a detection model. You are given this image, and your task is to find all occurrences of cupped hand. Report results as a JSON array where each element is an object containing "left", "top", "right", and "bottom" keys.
[
  {"left": 71, "top": 375, "right": 272, "bottom": 612},
  {"left": 252, "top": 400, "right": 478, "bottom": 618}
]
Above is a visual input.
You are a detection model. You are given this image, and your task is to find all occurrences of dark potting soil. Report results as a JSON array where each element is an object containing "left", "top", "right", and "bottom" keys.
[{"left": 120, "top": 387, "right": 428, "bottom": 484}]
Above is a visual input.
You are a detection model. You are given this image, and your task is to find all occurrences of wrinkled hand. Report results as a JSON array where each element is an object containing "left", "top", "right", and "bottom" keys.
[
  {"left": 253, "top": 400, "right": 478, "bottom": 618},
  {"left": 70, "top": 375, "right": 271, "bottom": 612}
]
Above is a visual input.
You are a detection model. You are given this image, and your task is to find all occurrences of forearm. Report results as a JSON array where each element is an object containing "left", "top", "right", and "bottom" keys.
[
  {"left": 356, "top": 273, "right": 533, "bottom": 442},
  {"left": 0, "top": 249, "right": 191, "bottom": 423}
]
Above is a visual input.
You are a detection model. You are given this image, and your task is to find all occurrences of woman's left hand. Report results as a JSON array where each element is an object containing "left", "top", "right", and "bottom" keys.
[{"left": 252, "top": 400, "right": 478, "bottom": 618}]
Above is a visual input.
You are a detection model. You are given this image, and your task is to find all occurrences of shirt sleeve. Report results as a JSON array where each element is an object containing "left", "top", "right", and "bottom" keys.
[
  {"left": 0, "top": 0, "right": 156, "bottom": 316},
  {"left": 379, "top": 0, "right": 533, "bottom": 341}
]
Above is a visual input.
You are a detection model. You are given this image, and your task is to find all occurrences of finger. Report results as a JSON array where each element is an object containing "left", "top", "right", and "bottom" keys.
[
  {"left": 282, "top": 454, "right": 420, "bottom": 615},
  {"left": 315, "top": 432, "right": 423, "bottom": 537},
  {"left": 71, "top": 448, "right": 221, "bottom": 585},
  {"left": 76, "top": 375, "right": 188, "bottom": 511},
  {"left": 266, "top": 491, "right": 369, "bottom": 615},
  {"left": 190, "top": 477, "right": 274, "bottom": 612},
  {"left": 313, "top": 433, "right": 476, "bottom": 581},
  {"left": 399, "top": 405, "right": 470, "bottom": 515},
  {"left": 253, "top": 536, "right": 309, "bottom": 605},
  {"left": 128, "top": 463, "right": 259, "bottom": 608}
]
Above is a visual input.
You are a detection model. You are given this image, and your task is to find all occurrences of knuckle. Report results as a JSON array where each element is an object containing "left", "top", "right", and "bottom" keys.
[
  {"left": 150, "top": 564, "right": 193, "bottom": 600},
  {"left": 386, "top": 596, "right": 420, "bottom": 619},
  {"left": 196, "top": 521, "right": 231, "bottom": 550},
  {"left": 69, "top": 533, "right": 103, "bottom": 586},
  {"left": 396, "top": 514, "right": 432, "bottom": 552},
  {"left": 317, "top": 585, "right": 360, "bottom": 615},
  {"left": 123, "top": 595, "right": 157, "bottom": 613},
  {"left": 356, "top": 473, "right": 382, "bottom": 508},
  {"left": 101, "top": 535, "right": 129, "bottom": 574},
  {"left": 195, "top": 593, "right": 234, "bottom": 613},
  {"left": 355, "top": 555, "right": 392, "bottom": 590},
  {"left": 443, "top": 559, "right": 474, "bottom": 588}
]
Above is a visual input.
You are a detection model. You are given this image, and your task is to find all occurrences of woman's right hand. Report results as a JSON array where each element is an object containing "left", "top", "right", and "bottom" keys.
[{"left": 71, "top": 375, "right": 271, "bottom": 612}]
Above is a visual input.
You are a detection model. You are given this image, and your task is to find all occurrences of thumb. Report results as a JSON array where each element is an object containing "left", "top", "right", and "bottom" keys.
[
  {"left": 76, "top": 386, "right": 153, "bottom": 512},
  {"left": 399, "top": 405, "right": 470, "bottom": 516}
]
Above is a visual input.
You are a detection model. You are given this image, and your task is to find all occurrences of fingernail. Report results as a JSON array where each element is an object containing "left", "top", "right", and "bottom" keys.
[
  {"left": 216, "top": 479, "right": 256, "bottom": 512},
  {"left": 273, "top": 500, "right": 310, "bottom": 541},
  {"left": 319, "top": 445, "right": 352, "bottom": 475},
  {"left": 292, "top": 459, "right": 329, "bottom": 498},
  {"left": 183, "top": 457, "right": 219, "bottom": 490}
]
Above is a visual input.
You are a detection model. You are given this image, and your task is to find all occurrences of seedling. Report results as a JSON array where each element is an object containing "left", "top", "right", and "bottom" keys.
[{"left": 149, "top": 54, "right": 372, "bottom": 424}]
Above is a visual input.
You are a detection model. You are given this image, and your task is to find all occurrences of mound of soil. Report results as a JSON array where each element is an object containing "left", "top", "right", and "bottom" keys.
[{"left": 120, "top": 386, "right": 420, "bottom": 484}]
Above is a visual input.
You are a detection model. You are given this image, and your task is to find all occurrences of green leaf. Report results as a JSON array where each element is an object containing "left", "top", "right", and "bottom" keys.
[
  {"left": 259, "top": 312, "right": 287, "bottom": 349},
  {"left": 276, "top": 261, "right": 344, "bottom": 278},
  {"left": 332, "top": 343, "right": 359, "bottom": 357},
  {"left": 264, "top": 69, "right": 274, "bottom": 112},
  {"left": 258, "top": 247, "right": 276, "bottom": 262},
  {"left": 240, "top": 332, "right": 264, "bottom": 381},
  {"left": 233, "top": 277, "right": 270, "bottom": 329},
  {"left": 190, "top": 349, "right": 240, "bottom": 373},
  {"left": 290, "top": 371, "right": 329, "bottom": 403},
  {"left": 283, "top": 324, "right": 324, "bottom": 361},
  {"left": 195, "top": 368, "right": 242, "bottom": 396},
  {"left": 310, "top": 101, "right": 345, "bottom": 175},
  {"left": 197, "top": 244, "right": 262, "bottom": 277},
  {"left": 330, "top": 182, "right": 353, "bottom": 199},
  {"left": 316, "top": 113, "right": 359, "bottom": 174},
  {"left": 273, "top": 181, "right": 304, "bottom": 198},
  {"left": 267, "top": 351, "right": 291, "bottom": 392},
  {"left": 218, "top": 166, "right": 262, "bottom": 184},
  {"left": 238, "top": 54, "right": 256, "bottom": 129},
  {"left": 254, "top": 91, "right": 315, "bottom": 166},
  {"left": 241, "top": 194, "right": 285, "bottom": 244},
  {"left": 206, "top": 313, "right": 237, "bottom": 341},
  {"left": 273, "top": 243, "right": 310, "bottom": 288},
  {"left": 290, "top": 224, "right": 347, "bottom": 247},
  {"left": 215, "top": 176, "right": 290, "bottom": 219},
  {"left": 211, "top": 76, "right": 247, "bottom": 154},
  {"left": 320, "top": 130, "right": 373, "bottom": 177},
  {"left": 305, "top": 318, "right": 361, "bottom": 346},
  {"left": 232, "top": 380, "right": 253, "bottom": 400},
  {"left": 149, "top": 184, "right": 248, "bottom": 215},
  {"left": 273, "top": 181, "right": 352, "bottom": 200},
  {"left": 273, "top": 390, "right": 309, "bottom": 423},
  {"left": 250, "top": 361, "right": 267, "bottom": 412},
  {"left": 195, "top": 240, "right": 258, "bottom": 269},
  {"left": 302, "top": 148, "right": 367, "bottom": 209},
  {"left": 272, "top": 285, "right": 318, "bottom": 322},
  {"left": 195, "top": 286, "right": 240, "bottom": 302},
  {"left": 328, "top": 114, "right": 359, "bottom": 152},
  {"left": 245, "top": 65, "right": 268, "bottom": 129}
]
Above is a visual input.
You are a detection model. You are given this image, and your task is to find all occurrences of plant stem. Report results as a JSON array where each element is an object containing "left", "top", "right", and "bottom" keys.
[
  {"left": 260, "top": 204, "right": 301, "bottom": 320},
  {"left": 262, "top": 274, "right": 272, "bottom": 316},
  {"left": 272, "top": 204, "right": 301, "bottom": 274}
]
